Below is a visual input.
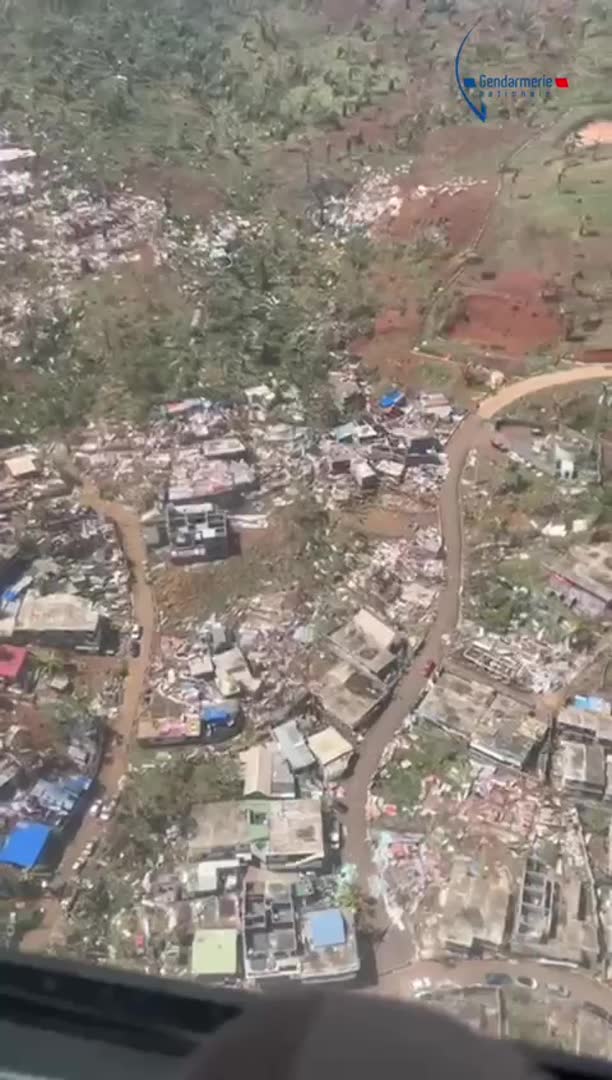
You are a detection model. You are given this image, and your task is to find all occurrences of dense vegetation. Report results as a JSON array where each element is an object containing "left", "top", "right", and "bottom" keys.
[{"left": 0, "top": 0, "right": 429, "bottom": 433}]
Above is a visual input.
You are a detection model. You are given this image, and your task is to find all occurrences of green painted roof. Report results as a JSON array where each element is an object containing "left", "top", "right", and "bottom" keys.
[
  {"left": 190, "top": 929, "right": 238, "bottom": 977},
  {"left": 242, "top": 798, "right": 271, "bottom": 844}
]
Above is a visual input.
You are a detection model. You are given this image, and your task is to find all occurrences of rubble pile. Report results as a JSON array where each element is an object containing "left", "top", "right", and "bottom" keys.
[
  {"left": 411, "top": 177, "right": 488, "bottom": 201},
  {"left": 324, "top": 166, "right": 411, "bottom": 239},
  {"left": 455, "top": 623, "right": 583, "bottom": 693},
  {"left": 343, "top": 535, "right": 444, "bottom": 647}
]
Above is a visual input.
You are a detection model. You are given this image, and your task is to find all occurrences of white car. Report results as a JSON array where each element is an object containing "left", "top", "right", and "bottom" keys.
[{"left": 89, "top": 800, "right": 102, "bottom": 818}]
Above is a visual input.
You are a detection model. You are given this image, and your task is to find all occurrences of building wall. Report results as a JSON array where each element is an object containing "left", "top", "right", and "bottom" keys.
[{"left": 548, "top": 575, "right": 609, "bottom": 620}]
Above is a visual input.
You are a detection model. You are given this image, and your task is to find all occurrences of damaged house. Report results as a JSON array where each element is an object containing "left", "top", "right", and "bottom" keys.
[
  {"left": 512, "top": 849, "right": 600, "bottom": 970},
  {"left": 330, "top": 608, "right": 399, "bottom": 679},
  {"left": 439, "top": 848, "right": 515, "bottom": 955},
  {"left": 8, "top": 593, "right": 104, "bottom": 653},
  {"left": 548, "top": 546, "right": 612, "bottom": 620},
  {"left": 167, "top": 503, "right": 229, "bottom": 565},
  {"left": 167, "top": 450, "right": 256, "bottom": 510},
  {"left": 417, "top": 671, "right": 547, "bottom": 770},
  {"left": 242, "top": 873, "right": 359, "bottom": 987},
  {"left": 188, "top": 798, "right": 324, "bottom": 872}
]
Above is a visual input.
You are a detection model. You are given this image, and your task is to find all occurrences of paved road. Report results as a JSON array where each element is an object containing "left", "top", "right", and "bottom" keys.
[
  {"left": 381, "top": 957, "right": 612, "bottom": 1012},
  {"left": 343, "top": 363, "right": 612, "bottom": 982},
  {"left": 21, "top": 482, "right": 155, "bottom": 953}
]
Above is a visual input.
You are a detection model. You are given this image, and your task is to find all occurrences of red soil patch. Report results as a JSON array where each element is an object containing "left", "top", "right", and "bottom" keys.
[
  {"left": 389, "top": 179, "right": 496, "bottom": 252},
  {"left": 449, "top": 271, "right": 563, "bottom": 355},
  {"left": 417, "top": 121, "right": 524, "bottom": 168},
  {"left": 581, "top": 349, "right": 612, "bottom": 363},
  {"left": 352, "top": 302, "right": 423, "bottom": 374},
  {"left": 372, "top": 305, "right": 422, "bottom": 340}
]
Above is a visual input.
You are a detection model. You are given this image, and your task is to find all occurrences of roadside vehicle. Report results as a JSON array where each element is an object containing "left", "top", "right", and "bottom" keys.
[{"left": 485, "top": 973, "right": 513, "bottom": 987}]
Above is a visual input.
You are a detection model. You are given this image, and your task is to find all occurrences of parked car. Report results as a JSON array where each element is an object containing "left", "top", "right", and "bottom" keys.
[
  {"left": 584, "top": 1002, "right": 612, "bottom": 1023},
  {"left": 89, "top": 799, "right": 102, "bottom": 818},
  {"left": 329, "top": 819, "right": 343, "bottom": 851},
  {"left": 129, "top": 638, "right": 140, "bottom": 658},
  {"left": 485, "top": 973, "right": 513, "bottom": 987},
  {"left": 546, "top": 984, "right": 571, "bottom": 999},
  {"left": 423, "top": 659, "right": 436, "bottom": 679},
  {"left": 516, "top": 976, "right": 538, "bottom": 990},
  {"left": 131, "top": 623, "right": 143, "bottom": 641}
]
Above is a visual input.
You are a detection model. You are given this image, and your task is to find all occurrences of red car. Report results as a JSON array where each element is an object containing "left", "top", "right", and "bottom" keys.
[{"left": 423, "top": 659, "right": 436, "bottom": 679}]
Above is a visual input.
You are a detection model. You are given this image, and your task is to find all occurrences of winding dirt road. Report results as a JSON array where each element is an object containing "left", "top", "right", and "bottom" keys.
[
  {"left": 20, "top": 483, "right": 155, "bottom": 953},
  {"left": 343, "top": 362, "right": 612, "bottom": 990}
]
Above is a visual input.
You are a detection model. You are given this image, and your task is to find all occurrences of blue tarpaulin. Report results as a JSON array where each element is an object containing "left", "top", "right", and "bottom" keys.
[
  {"left": 574, "top": 695, "right": 609, "bottom": 714},
  {"left": 379, "top": 389, "right": 406, "bottom": 410},
  {"left": 64, "top": 775, "right": 92, "bottom": 796},
  {"left": 202, "top": 705, "right": 235, "bottom": 727},
  {"left": 0, "top": 823, "right": 51, "bottom": 869},
  {"left": 306, "top": 908, "right": 346, "bottom": 949}
]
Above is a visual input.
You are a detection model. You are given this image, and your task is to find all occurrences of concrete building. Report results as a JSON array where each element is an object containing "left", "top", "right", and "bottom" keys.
[
  {"left": 440, "top": 851, "right": 514, "bottom": 954},
  {"left": 190, "top": 927, "right": 239, "bottom": 982},
  {"left": 11, "top": 593, "right": 103, "bottom": 652},
  {"left": 267, "top": 799, "right": 324, "bottom": 871},
  {"left": 242, "top": 873, "right": 359, "bottom": 986},
  {"left": 188, "top": 798, "right": 324, "bottom": 870},
  {"left": 167, "top": 452, "right": 256, "bottom": 509},
  {"left": 417, "top": 671, "right": 546, "bottom": 770},
  {"left": 324, "top": 443, "right": 352, "bottom": 476},
  {"left": 213, "top": 647, "right": 260, "bottom": 696},
  {"left": 350, "top": 459, "right": 378, "bottom": 491},
  {"left": 273, "top": 720, "right": 315, "bottom": 774},
  {"left": 167, "top": 503, "right": 229, "bottom": 564},
  {"left": 180, "top": 859, "right": 240, "bottom": 899},
  {"left": 330, "top": 608, "right": 398, "bottom": 679},
  {"left": 5, "top": 453, "right": 40, "bottom": 481},
  {"left": 512, "top": 851, "right": 600, "bottom": 969},
  {"left": 315, "top": 659, "right": 386, "bottom": 731},
  {"left": 553, "top": 442, "right": 577, "bottom": 481},
  {"left": 461, "top": 641, "right": 517, "bottom": 683},
  {"left": 548, "top": 546, "right": 612, "bottom": 619},
  {"left": 558, "top": 703, "right": 612, "bottom": 748},
  {"left": 308, "top": 726, "right": 353, "bottom": 782},
  {"left": 243, "top": 876, "right": 299, "bottom": 982},
  {"left": 560, "top": 741, "right": 606, "bottom": 802},
  {"left": 188, "top": 800, "right": 269, "bottom": 862},
  {"left": 201, "top": 437, "right": 246, "bottom": 461}
]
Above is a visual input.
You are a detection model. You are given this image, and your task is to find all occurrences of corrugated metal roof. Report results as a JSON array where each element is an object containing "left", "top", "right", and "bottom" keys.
[
  {"left": 274, "top": 720, "right": 315, "bottom": 773},
  {"left": 0, "top": 823, "right": 51, "bottom": 868}
]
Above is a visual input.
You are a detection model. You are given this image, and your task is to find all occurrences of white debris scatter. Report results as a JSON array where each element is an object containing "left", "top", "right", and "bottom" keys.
[
  {"left": 411, "top": 177, "right": 487, "bottom": 200},
  {"left": 326, "top": 167, "right": 410, "bottom": 237},
  {"left": 0, "top": 147, "right": 36, "bottom": 163}
]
